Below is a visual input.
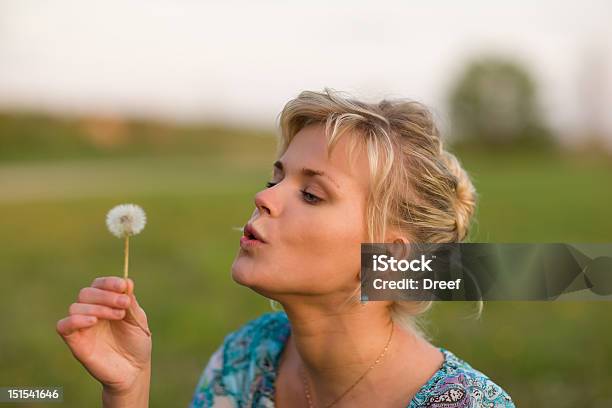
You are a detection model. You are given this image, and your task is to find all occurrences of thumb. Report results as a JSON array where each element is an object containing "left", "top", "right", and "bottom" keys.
[
  {"left": 122, "top": 279, "right": 149, "bottom": 329},
  {"left": 124, "top": 277, "right": 135, "bottom": 297}
]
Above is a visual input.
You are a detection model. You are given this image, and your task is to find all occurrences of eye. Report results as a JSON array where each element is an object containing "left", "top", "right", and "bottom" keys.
[
  {"left": 301, "top": 190, "right": 322, "bottom": 204},
  {"left": 265, "top": 181, "right": 322, "bottom": 205}
]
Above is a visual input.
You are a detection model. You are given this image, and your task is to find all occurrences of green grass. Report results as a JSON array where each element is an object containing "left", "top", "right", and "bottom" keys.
[{"left": 1, "top": 141, "right": 611, "bottom": 407}]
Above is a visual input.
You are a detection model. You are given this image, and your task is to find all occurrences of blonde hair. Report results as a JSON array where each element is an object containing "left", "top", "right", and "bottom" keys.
[{"left": 272, "top": 88, "right": 480, "bottom": 340}]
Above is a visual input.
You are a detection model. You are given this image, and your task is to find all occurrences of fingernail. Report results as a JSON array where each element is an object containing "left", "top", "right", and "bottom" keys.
[{"left": 119, "top": 296, "right": 130, "bottom": 306}]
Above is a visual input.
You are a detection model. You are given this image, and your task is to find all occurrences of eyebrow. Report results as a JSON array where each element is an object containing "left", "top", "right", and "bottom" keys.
[{"left": 273, "top": 160, "right": 341, "bottom": 190}]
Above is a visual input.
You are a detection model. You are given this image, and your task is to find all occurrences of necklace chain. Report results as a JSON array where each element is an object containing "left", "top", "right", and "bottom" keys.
[{"left": 299, "top": 321, "right": 394, "bottom": 408}]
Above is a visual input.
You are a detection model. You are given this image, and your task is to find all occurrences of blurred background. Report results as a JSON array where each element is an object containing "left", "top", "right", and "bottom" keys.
[{"left": 1, "top": 1, "right": 611, "bottom": 407}]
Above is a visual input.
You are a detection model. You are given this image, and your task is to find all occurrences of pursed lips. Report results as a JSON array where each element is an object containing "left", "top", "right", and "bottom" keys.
[{"left": 243, "top": 222, "right": 267, "bottom": 244}]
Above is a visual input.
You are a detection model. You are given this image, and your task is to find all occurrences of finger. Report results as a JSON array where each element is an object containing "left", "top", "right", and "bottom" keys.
[
  {"left": 91, "top": 277, "right": 133, "bottom": 294},
  {"left": 56, "top": 314, "right": 98, "bottom": 337},
  {"left": 68, "top": 302, "right": 126, "bottom": 320},
  {"left": 78, "top": 287, "right": 131, "bottom": 309}
]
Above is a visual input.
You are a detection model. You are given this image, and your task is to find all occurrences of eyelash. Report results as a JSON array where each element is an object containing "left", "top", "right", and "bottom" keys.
[{"left": 265, "top": 181, "right": 322, "bottom": 205}]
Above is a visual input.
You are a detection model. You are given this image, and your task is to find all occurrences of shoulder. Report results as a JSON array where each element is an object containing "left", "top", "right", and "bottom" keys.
[
  {"left": 409, "top": 348, "right": 515, "bottom": 408},
  {"left": 223, "top": 310, "right": 290, "bottom": 360},
  {"left": 189, "top": 311, "right": 290, "bottom": 408}
]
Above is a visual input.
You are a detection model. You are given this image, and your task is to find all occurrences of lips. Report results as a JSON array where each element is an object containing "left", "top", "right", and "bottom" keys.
[{"left": 244, "top": 222, "right": 267, "bottom": 243}]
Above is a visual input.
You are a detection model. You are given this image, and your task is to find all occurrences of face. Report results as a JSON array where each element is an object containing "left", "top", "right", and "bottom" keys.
[{"left": 231, "top": 123, "right": 371, "bottom": 302}]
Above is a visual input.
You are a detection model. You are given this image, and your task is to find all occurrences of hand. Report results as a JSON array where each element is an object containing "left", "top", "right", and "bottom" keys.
[{"left": 56, "top": 277, "right": 152, "bottom": 395}]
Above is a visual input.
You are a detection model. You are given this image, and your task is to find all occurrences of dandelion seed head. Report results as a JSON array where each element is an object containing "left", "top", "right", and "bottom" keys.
[{"left": 106, "top": 204, "right": 147, "bottom": 238}]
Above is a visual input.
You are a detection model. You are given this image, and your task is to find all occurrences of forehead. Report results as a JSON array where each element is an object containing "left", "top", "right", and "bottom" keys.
[{"left": 280, "top": 123, "right": 370, "bottom": 193}]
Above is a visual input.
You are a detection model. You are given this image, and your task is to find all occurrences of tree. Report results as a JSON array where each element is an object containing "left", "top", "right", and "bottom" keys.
[{"left": 448, "top": 56, "right": 554, "bottom": 150}]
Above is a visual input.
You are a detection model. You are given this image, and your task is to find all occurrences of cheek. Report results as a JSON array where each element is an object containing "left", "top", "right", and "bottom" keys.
[{"left": 281, "top": 202, "right": 366, "bottom": 286}]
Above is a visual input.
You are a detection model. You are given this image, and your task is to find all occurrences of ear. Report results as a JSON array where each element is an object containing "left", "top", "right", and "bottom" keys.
[
  {"left": 386, "top": 229, "right": 411, "bottom": 259},
  {"left": 384, "top": 224, "right": 410, "bottom": 244}
]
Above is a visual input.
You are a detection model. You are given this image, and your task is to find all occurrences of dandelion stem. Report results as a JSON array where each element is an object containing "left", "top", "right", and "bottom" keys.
[
  {"left": 123, "top": 235, "right": 130, "bottom": 281},
  {"left": 121, "top": 233, "right": 152, "bottom": 337}
]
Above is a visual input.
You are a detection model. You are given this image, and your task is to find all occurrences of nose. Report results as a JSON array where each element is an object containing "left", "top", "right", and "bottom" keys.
[{"left": 254, "top": 189, "right": 274, "bottom": 216}]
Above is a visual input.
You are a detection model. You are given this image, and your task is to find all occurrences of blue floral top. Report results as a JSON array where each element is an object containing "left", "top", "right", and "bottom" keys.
[{"left": 189, "top": 311, "right": 515, "bottom": 407}]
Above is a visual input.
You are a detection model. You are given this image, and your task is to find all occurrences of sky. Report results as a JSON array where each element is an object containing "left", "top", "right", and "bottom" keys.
[{"left": 0, "top": 0, "right": 611, "bottom": 144}]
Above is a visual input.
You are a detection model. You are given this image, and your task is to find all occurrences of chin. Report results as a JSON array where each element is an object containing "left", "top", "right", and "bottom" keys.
[
  {"left": 231, "top": 256, "right": 285, "bottom": 299},
  {"left": 231, "top": 255, "right": 264, "bottom": 288},
  {"left": 231, "top": 257, "right": 250, "bottom": 285}
]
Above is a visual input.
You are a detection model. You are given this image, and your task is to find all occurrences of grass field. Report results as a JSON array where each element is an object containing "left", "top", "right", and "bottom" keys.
[{"left": 1, "top": 132, "right": 611, "bottom": 407}]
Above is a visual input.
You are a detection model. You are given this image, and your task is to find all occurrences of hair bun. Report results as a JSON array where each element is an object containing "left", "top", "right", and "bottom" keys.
[{"left": 441, "top": 150, "right": 477, "bottom": 241}]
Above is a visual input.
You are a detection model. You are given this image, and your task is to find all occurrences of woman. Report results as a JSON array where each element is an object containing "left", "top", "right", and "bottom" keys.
[{"left": 56, "top": 89, "right": 515, "bottom": 407}]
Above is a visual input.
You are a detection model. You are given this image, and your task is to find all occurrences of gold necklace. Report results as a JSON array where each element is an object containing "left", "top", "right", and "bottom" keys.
[{"left": 299, "top": 321, "right": 394, "bottom": 408}]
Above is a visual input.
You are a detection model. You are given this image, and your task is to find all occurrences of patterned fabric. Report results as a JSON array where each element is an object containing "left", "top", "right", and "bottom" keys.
[{"left": 189, "top": 311, "right": 515, "bottom": 408}]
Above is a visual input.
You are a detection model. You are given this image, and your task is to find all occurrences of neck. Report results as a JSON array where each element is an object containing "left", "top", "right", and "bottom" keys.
[{"left": 279, "top": 298, "right": 410, "bottom": 404}]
